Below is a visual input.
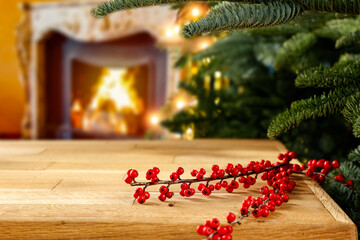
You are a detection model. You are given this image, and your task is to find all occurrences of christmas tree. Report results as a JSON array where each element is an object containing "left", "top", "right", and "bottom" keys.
[{"left": 92, "top": 0, "right": 360, "bottom": 234}]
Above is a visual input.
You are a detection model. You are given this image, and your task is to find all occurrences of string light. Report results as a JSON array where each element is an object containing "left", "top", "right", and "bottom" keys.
[
  {"left": 173, "top": 25, "right": 180, "bottom": 34},
  {"left": 192, "top": 8, "right": 200, "bottom": 17},
  {"left": 176, "top": 100, "right": 186, "bottom": 110},
  {"left": 201, "top": 42, "right": 209, "bottom": 49},
  {"left": 165, "top": 28, "right": 173, "bottom": 37},
  {"left": 214, "top": 71, "right": 222, "bottom": 78},
  {"left": 150, "top": 115, "right": 160, "bottom": 125}
]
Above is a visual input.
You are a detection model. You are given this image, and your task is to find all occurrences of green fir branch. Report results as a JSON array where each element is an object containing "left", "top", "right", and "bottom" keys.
[
  {"left": 275, "top": 32, "right": 317, "bottom": 69},
  {"left": 182, "top": 1, "right": 303, "bottom": 38},
  {"left": 91, "top": 0, "right": 220, "bottom": 17},
  {"left": 315, "top": 18, "right": 360, "bottom": 40},
  {"left": 343, "top": 93, "right": 360, "bottom": 137},
  {"left": 301, "top": 0, "right": 360, "bottom": 14},
  {"left": 267, "top": 88, "right": 356, "bottom": 138},
  {"left": 295, "top": 59, "right": 360, "bottom": 88},
  {"left": 336, "top": 30, "right": 360, "bottom": 48}
]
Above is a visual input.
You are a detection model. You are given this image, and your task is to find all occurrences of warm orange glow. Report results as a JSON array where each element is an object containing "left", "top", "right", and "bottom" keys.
[{"left": 81, "top": 68, "right": 143, "bottom": 135}]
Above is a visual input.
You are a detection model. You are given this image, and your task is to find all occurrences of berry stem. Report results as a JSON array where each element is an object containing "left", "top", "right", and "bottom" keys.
[{"left": 130, "top": 163, "right": 288, "bottom": 187}]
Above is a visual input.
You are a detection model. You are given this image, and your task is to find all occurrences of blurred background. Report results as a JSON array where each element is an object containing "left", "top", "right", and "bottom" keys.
[{"left": 0, "top": 0, "right": 213, "bottom": 140}]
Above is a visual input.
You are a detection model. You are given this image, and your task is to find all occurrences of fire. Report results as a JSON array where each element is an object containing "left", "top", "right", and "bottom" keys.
[{"left": 78, "top": 68, "right": 143, "bottom": 135}]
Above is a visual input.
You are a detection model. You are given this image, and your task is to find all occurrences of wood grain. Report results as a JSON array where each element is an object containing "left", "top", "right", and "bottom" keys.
[{"left": 0, "top": 139, "right": 356, "bottom": 239}]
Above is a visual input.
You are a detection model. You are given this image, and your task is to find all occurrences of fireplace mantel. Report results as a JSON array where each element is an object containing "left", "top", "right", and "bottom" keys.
[{"left": 16, "top": 1, "right": 182, "bottom": 139}]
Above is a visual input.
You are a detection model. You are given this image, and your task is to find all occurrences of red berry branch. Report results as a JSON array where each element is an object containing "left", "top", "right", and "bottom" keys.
[{"left": 124, "top": 151, "right": 356, "bottom": 239}]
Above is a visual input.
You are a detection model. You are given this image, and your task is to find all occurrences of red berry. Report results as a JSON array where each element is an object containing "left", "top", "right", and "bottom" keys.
[
  {"left": 346, "top": 180, "right": 354, "bottom": 186},
  {"left": 260, "top": 186, "right": 270, "bottom": 195},
  {"left": 202, "top": 226, "right": 213, "bottom": 236},
  {"left": 199, "top": 168, "right": 206, "bottom": 175},
  {"left": 261, "top": 209, "right": 269, "bottom": 217},
  {"left": 198, "top": 183, "right": 205, "bottom": 191},
  {"left": 212, "top": 165, "right": 220, "bottom": 172},
  {"left": 252, "top": 209, "right": 261, "bottom": 218},
  {"left": 124, "top": 176, "right": 133, "bottom": 184},
  {"left": 181, "top": 183, "right": 189, "bottom": 190},
  {"left": 127, "top": 169, "right": 133, "bottom": 176},
  {"left": 226, "top": 225, "right": 233, "bottom": 234},
  {"left": 226, "top": 163, "right": 233, "bottom": 172},
  {"left": 158, "top": 194, "right": 166, "bottom": 201},
  {"left": 218, "top": 169, "right": 225, "bottom": 178},
  {"left": 196, "top": 225, "right": 204, "bottom": 235},
  {"left": 243, "top": 183, "right": 250, "bottom": 189},
  {"left": 176, "top": 167, "right": 184, "bottom": 175},
  {"left": 317, "top": 159, "right": 325, "bottom": 168},
  {"left": 288, "top": 151, "right": 298, "bottom": 159},
  {"left": 320, "top": 168, "right": 328, "bottom": 175},
  {"left": 334, "top": 174, "right": 345, "bottom": 182},
  {"left": 144, "top": 192, "right": 150, "bottom": 199},
  {"left": 151, "top": 176, "right": 159, "bottom": 183},
  {"left": 323, "top": 161, "right": 331, "bottom": 169},
  {"left": 212, "top": 234, "right": 221, "bottom": 240},
  {"left": 166, "top": 191, "right": 174, "bottom": 198},
  {"left": 209, "top": 184, "right": 215, "bottom": 191},
  {"left": 281, "top": 194, "right": 289, "bottom": 202},
  {"left": 170, "top": 172, "right": 178, "bottom": 181},
  {"left": 129, "top": 169, "right": 138, "bottom": 178},
  {"left": 231, "top": 168, "right": 239, "bottom": 176},
  {"left": 135, "top": 188, "right": 143, "bottom": 195},
  {"left": 217, "top": 226, "right": 228, "bottom": 236},
  {"left": 224, "top": 185, "right": 233, "bottom": 192},
  {"left": 227, "top": 212, "right": 236, "bottom": 223},
  {"left": 221, "top": 181, "right": 228, "bottom": 188},
  {"left": 191, "top": 170, "right": 198, "bottom": 177},
  {"left": 261, "top": 172, "right": 268, "bottom": 181},
  {"left": 282, "top": 156, "right": 290, "bottom": 163},
  {"left": 277, "top": 154, "right": 284, "bottom": 160},
  {"left": 230, "top": 180, "right": 239, "bottom": 189},
  {"left": 184, "top": 189, "right": 193, "bottom": 197},
  {"left": 240, "top": 207, "right": 248, "bottom": 215},
  {"left": 222, "top": 234, "right": 232, "bottom": 240},
  {"left": 202, "top": 187, "right": 211, "bottom": 196},
  {"left": 215, "top": 182, "right": 222, "bottom": 190},
  {"left": 159, "top": 186, "right": 168, "bottom": 194},
  {"left": 211, "top": 171, "right": 218, "bottom": 179},
  {"left": 238, "top": 176, "right": 246, "bottom": 183},
  {"left": 179, "top": 189, "right": 185, "bottom": 197},
  {"left": 275, "top": 198, "right": 283, "bottom": 206},
  {"left": 268, "top": 203, "right": 275, "bottom": 212},
  {"left": 211, "top": 218, "right": 220, "bottom": 228},
  {"left": 332, "top": 160, "right": 340, "bottom": 169},
  {"left": 146, "top": 169, "right": 155, "bottom": 178},
  {"left": 152, "top": 167, "right": 160, "bottom": 175},
  {"left": 137, "top": 195, "right": 146, "bottom": 204}
]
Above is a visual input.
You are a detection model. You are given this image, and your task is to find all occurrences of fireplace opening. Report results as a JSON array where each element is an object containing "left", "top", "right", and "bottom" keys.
[
  {"left": 43, "top": 31, "right": 168, "bottom": 139},
  {"left": 71, "top": 62, "right": 149, "bottom": 137}
]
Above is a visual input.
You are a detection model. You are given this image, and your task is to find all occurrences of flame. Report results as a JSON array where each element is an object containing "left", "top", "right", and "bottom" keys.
[
  {"left": 80, "top": 68, "right": 143, "bottom": 135},
  {"left": 89, "top": 68, "right": 142, "bottom": 113}
]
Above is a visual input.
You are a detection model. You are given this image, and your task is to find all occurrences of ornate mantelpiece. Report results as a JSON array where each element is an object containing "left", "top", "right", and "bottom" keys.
[{"left": 16, "top": 1, "right": 183, "bottom": 139}]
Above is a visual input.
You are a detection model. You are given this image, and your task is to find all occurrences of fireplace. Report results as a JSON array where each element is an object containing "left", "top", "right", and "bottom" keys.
[
  {"left": 44, "top": 32, "right": 167, "bottom": 139},
  {"left": 16, "top": 1, "right": 182, "bottom": 139}
]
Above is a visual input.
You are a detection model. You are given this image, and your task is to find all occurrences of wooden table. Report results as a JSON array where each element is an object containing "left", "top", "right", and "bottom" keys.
[{"left": 0, "top": 140, "right": 356, "bottom": 239}]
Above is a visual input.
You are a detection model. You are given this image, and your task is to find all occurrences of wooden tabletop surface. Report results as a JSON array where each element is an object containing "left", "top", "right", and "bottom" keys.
[{"left": 0, "top": 139, "right": 356, "bottom": 239}]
